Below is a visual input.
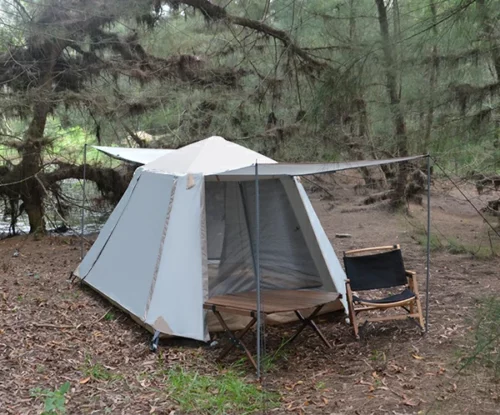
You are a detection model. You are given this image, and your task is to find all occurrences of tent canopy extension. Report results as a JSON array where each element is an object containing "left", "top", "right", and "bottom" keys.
[
  {"left": 93, "top": 146, "right": 173, "bottom": 165},
  {"left": 76, "top": 136, "right": 425, "bottom": 341}
]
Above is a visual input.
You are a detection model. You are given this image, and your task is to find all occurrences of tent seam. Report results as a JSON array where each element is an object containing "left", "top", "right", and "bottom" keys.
[
  {"left": 79, "top": 173, "right": 143, "bottom": 280},
  {"left": 143, "top": 177, "right": 178, "bottom": 322}
]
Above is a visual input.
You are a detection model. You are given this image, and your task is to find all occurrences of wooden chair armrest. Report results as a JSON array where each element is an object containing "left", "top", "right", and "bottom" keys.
[{"left": 344, "top": 244, "right": 400, "bottom": 256}]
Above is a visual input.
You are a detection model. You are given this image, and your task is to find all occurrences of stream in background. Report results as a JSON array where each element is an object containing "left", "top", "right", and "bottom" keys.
[{"left": 0, "top": 179, "right": 112, "bottom": 239}]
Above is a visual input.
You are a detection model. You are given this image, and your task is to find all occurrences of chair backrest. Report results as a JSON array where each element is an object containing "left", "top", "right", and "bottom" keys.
[{"left": 343, "top": 246, "right": 407, "bottom": 291}]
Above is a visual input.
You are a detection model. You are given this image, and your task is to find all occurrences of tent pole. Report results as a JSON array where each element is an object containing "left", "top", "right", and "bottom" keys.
[
  {"left": 255, "top": 161, "right": 262, "bottom": 381},
  {"left": 80, "top": 143, "right": 87, "bottom": 260},
  {"left": 425, "top": 155, "right": 431, "bottom": 333}
]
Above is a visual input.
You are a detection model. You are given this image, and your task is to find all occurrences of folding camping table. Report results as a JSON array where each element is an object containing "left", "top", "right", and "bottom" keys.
[{"left": 204, "top": 289, "right": 341, "bottom": 370}]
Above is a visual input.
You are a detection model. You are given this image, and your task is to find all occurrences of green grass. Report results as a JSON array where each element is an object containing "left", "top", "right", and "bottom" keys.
[
  {"left": 103, "top": 311, "right": 116, "bottom": 321},
  {"left": 81, "top": 357, "right": 122, "bottom": 382},
  {"left": 165, "top": 366, "right": 279, "bottom": 414},
  {"left": 30, "top": 382, "right": 70, "bottom": 415},
  {"left": 414, "top": 230, "right": 497, "bottom": 259}
]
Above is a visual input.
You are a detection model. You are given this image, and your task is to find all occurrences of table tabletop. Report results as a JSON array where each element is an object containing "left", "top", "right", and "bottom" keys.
[{"left": 204, "top": 289, "right": 341, "bottom": 314}]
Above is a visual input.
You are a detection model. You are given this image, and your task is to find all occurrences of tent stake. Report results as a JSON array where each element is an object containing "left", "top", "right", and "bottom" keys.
[
  {"left": 80, "top": 143, "right": 87, "bottom": 260},
  {"left": 255, "top": 161, "right": 262, "bottom": 381},
  {"left": 425, "top": 155, "right": 431, "bottom": 333}
]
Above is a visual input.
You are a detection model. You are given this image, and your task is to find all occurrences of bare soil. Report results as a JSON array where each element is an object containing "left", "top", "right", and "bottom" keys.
[{"left": 2, "top": 176, "right": 500, "bottom": 414}]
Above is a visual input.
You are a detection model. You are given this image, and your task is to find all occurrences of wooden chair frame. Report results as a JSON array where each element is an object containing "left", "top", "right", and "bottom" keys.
[{"left": 344, "top": 245, "right": 424, "bottom": 339}]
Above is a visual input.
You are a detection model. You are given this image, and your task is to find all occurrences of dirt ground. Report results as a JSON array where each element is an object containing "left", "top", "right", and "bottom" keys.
[{"left": 2, "top": 175, "right": 500, "bottom": 414}]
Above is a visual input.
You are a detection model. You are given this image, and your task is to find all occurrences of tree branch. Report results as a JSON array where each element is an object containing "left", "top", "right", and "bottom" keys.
[{"left": 177, "top": 0, "right": 326, "bottom": 68}]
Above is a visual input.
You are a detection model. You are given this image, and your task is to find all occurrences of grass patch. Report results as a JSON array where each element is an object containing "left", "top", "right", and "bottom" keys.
[
  {"left": 30, "top": 381, "right": 70, "bottom": 414},
  {"left": 81, "top": 357, "right": 122, "bottom": 382},
  {"left": 230, "top": 339, "right": 290, "bottom": 373},
  {"left": 165, "top": 366, "right": 279, "bottom": 414},
  {"left": 104, "top": 311, "right": 116, "bottom": 321},
  {"left": 414, "top": 230, "right": 497, "bottom": 259},
  {"left": 461, "top": 296, "right": 500, "bottom": 380}
]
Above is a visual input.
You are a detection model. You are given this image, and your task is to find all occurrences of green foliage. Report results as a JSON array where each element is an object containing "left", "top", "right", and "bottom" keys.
[
  {"left": 30, "top": 382, "right": 70, "bottom": 415},
  {"left": 413, "top": 228, "right": 498, "bottom": 259},
  {"left": 104, "top": 311, "right": 116, "bottom": 321},
  {"left": 81, "top": 357, "right": 121, "bottom": 381},
  {"left": 462, "top": 296, "right": 500, "bottom": 381},
  {"left": 165, "top": 366, "right": 279, "bottom": 414}
]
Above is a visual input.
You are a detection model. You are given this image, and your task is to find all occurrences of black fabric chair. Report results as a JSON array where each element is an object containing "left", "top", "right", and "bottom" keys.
[{"left": 343, "top": 245, "right": 424, "bottom": 338}]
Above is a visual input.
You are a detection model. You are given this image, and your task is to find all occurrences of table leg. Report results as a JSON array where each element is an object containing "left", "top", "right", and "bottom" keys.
[
  {"left": 212, "top": 309, "right": 258, "bottom": 370},
  {"left": 284, "top": 305, "right": 332, "bottom": 349}
]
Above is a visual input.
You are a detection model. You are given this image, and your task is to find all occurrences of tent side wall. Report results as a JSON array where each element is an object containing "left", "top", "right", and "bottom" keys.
[
  {"left": 281, "top": 176, "right": 348, "bottom": 310},
  {"left": 75, "top": 167, "right": 143, "bottom": 278},
  {"left": 144, "top": 174, "right": 209, "bottom": 341},
  {"left": 76, "top": 170, "right": 177, "bottom": 322}
]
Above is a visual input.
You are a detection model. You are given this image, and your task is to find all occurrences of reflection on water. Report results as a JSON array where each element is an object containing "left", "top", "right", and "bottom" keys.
[{"left": 0, "top": 213, "right": 107, "bottom": 238}]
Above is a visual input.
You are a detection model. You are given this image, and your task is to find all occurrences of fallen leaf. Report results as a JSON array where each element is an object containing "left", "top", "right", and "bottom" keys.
[
  {"left": 403, "top": 399, "right": 419, "bottom": 407},
  {"left": 79, "top": 377, "right": 90, "bottom": 384},
  {"left": 402, "top": 393, "right": 420, "bottom": 407},
  {"left": 412, "top": 354, "right": 424, "bottom": 360}
]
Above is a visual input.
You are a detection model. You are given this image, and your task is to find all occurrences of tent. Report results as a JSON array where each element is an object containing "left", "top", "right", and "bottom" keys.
[
  {"left": 93, "top": 146, "right": 173, "bottom": 164},
  {"left": 75, "top": 136, "right": 424, "bottom": 342}
]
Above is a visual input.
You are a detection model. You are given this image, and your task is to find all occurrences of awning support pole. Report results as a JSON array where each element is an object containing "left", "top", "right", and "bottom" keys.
[
  {"left": 80, "top": 143, "right": 87, "bottom": 260},
  {"left": 425, "top": 155, "right": 431, "bottom": 333},
  {"left": 255, "top": 161, "right": 262, "bottom": 381}
]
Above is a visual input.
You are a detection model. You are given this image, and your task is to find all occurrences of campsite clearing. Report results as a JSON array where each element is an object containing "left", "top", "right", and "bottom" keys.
[{"left": 1, "top": 178, "right": 500, "bottom": 414}]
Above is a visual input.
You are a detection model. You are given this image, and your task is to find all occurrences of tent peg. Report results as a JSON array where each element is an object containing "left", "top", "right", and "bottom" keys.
[{"left": 149, "top": 330, "right": 161, "bottom": 352}]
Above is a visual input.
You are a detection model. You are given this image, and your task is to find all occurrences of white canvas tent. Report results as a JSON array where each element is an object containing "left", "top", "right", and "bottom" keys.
[
  {"left": 93, "top": 146, "right": 173, "bottom": 164},
  {"left": 77, "top": 136, "right": 424, "bottom": 342}
]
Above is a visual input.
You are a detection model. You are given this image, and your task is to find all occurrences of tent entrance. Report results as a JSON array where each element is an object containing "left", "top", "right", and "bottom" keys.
[{"left": 205, "top": 179, "right": 323, "bottom": 298}]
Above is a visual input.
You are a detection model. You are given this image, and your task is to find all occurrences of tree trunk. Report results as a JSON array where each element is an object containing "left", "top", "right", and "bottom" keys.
[
  {"left": 375, "top": 0, "right": 409, "bottom": 207},
  {"left": 18, "top": 41, "right": 62, "bottom": 234},
  {"left": 342, "top": 0, "right": 385, "bottom": 189},
  {"left": 20, "top": 107, "right": 50, "bottom": 234},
  {"left": 423, "top": 0, "right": 439, "bottom": 152},
  {"left": 477, "top": 0, "right": 500, "bottom": 81}
]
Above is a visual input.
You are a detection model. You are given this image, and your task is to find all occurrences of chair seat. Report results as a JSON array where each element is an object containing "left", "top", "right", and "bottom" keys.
[{"left": 353, "top": 288, "right": 415, "bottom": 305}]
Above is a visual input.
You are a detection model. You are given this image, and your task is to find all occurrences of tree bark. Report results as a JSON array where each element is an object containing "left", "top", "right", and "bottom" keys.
[
  {"left": 423, "top": 0, "right": 439, "bottom": 152},
  {"left": 477, "top": 0, "right": 500, "bottom": 81},
  {"left": 19, "top": 40, "right": 64, "bottom": 234},
  {"left": 178, "top": 0, "right": 325, "bottom": 68},
  {"left": 375, "top": 0, "right": 409, "bottom": 206}
]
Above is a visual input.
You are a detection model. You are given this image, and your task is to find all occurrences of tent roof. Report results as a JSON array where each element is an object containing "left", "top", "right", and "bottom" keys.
[
  {"left": 94, "top": 138, "right": 426, "bottom": 178},
  {"left": 212, "top": 155, "right": 427, "bottom": 179},
  {"left": 143, "top": 136, "right": 276, "bottom": 175},
  {"left": 94, "top": 146, "right": 173, "bottom": 164}
]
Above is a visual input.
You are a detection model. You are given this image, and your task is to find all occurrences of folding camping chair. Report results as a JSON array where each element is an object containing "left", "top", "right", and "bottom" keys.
[{"left": 343, "top": 244, "right": 424, "bottom": 338}]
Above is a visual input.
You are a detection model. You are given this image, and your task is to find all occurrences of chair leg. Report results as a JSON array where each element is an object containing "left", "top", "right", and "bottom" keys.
[
  {"left": 409, "top": 275, "right": 426, "bottom": 331},
  {"left": 345, "top": 281, "right": 360, "bottom": 339},
  {"left": 415, "top": 298, "right": 425, "bottom": 331},
  {"left": 352, "top": 313, "right": 360, "bottom": 340}
]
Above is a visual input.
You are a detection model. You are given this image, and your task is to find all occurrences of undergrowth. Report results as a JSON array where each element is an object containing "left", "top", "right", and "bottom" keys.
[
  {"left": 165, "top": 365, "right": 279, "bottom": 414},
  {"left": 413, "top": 229, "right": 498, "bottom": 259},
  {"left": 30, "top": 382, "right": 70, "bottom": 415},
  {"left": 460, "top": 296, "right": 500, "bottom": 381},
  {"left": 80, "top": 356, "right": 122, "bottom": 381}
]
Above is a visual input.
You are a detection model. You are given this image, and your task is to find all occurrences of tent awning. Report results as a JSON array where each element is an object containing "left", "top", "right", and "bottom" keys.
[
  {"left": 94, "top": 146, "right": 174, "bottom": 165},
  {"left": 211, "top": 155, "right": 427, "bottom": 179}
]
